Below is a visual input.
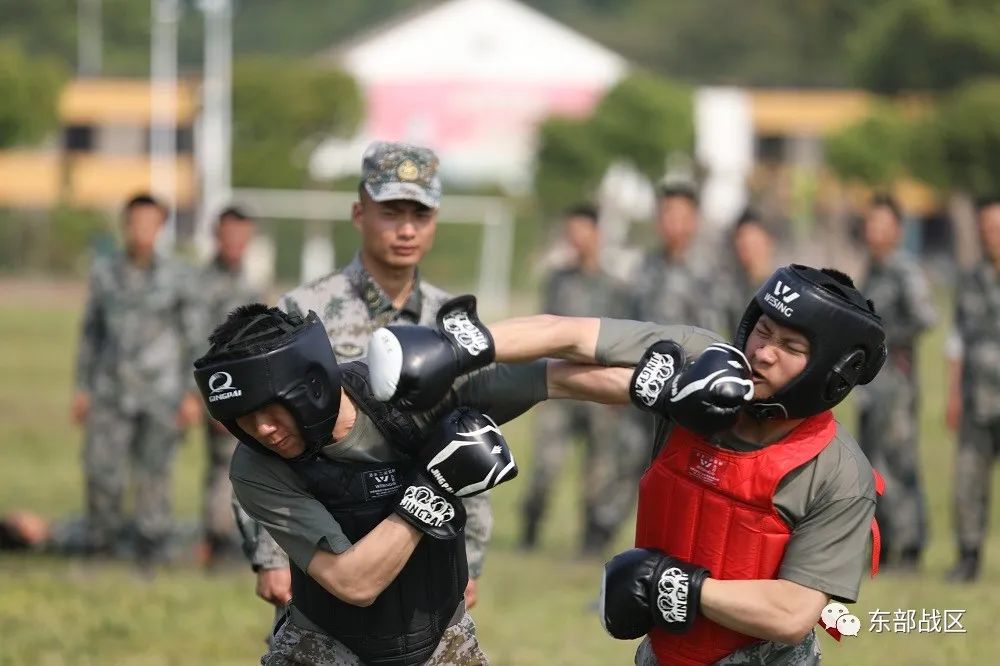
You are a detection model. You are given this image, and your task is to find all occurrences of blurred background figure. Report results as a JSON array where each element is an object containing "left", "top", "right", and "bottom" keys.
[
  {"left": 856, "top": 194, "right": 936, "bottom": 571},
  {"left": 71, "top": 193, "right": 203, "bottom": 565},
  {"left": 196, "top": 205, "right": 261, "bottom": 567},
  {"left": 631, "top": 180, "right": 727, "bottom": 335},
  {"left": 520, "top": 205, "right": 638, "bottom": 556},
  {"left": 946, "top": 196, "right": 1000, "bottom": 582},
  {"left": 722, "top": 207, "right": 776, "bottom": 335}
]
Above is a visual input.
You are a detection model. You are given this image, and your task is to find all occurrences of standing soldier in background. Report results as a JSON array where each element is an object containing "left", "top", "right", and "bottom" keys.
[
  {"left": 71, "top": 193, "right": 203, "bottom": 565},
  {"left": 197, "top": 206, "right": 261, "bottom": 567},
  {"left": 520, "top": 205, "right": 639, "bottom": 556},
  {"left": 241, "top": 141, "right": 493, "bottom": 614},
  {"left": 857, "top": 194, "right": 936, "bottom": 570},
  {"left": 631, "top": 180, "right": 727, "bottom": 335},
  {"left": 722, "top": 208, "right": 776, "bottom": 336},
  {"left": 945, "top": 196, "right": 1000, "bottom": 582}
]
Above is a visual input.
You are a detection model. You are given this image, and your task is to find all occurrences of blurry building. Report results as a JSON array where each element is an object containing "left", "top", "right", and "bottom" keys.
[
  {"left": 0, "top": 78, "right": 197, "bottom": 213},
  {"left": 311, "top": 0, "right": 627, "bottom": 191}
]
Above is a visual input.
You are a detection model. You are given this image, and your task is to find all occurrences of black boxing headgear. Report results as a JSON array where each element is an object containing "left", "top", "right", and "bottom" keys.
[
  {"left": 733, "top": 264, "right": 886, "bottom": 419},
  {"left": 193, "top": 304, "right": 342, "bottom": 460}
]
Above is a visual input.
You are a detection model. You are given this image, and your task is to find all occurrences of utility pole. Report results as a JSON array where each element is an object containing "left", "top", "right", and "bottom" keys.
[
  {"left": 196, "top": 0, "right": 233, "bottom": 260},
  {"left": 77, "top": 0, "right": 103, "bottom": 76},
  {"left": 150, "top": 0, "right": 180, "bottom": 247}
]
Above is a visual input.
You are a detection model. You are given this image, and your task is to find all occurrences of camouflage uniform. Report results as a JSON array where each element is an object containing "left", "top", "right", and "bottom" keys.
[
  {"left": 857, "top": 251, "right": 936, "bottom": 558},
  {"left": 235, "top": 254, "right": 494, "bottom": 579},
  {"left": 74, "top": 251, "right": 202, "bottom": 559},
  {"left": 197, "top": 257, "right": 262, "bottom": 550},
  {"left": 522, "top": 266, "right": 640, "bottom": 551},
  {"left": 953, "top": 260, "right": 1000, "bottom": 554},
  {"left": 264, "top": 607, "right": 487, "bottom": 666},
  {"left": 721, "top": 267, "right": 764, "bottom": 340},
  {"left": 631, "top": 249, "right": 729, "bottom": 334},
  {"left": 635, "top": 630, "right": 820, "bottom": 665}
]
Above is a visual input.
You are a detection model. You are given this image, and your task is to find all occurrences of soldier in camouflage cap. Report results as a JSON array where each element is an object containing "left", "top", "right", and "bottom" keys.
[
  {"left": 361, "top": 141, "right": 442, "bottom": 209},
  {"left": 237, "top": 141, "right": 494, "bottom": 634}
]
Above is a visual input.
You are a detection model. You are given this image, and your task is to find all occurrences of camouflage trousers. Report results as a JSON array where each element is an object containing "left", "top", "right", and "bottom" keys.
[
  {"left": 857, "top": 366, "right": 927, "bottom": 555},
  {"left": 634, "top": 629, "right": 820, "bottom": 665},
  {"left": 203, "top": 426, "right": 238, "bottom": 542},
  {"left": 263, "top": 609, "right": 488, "bottom": 665},
  {"left": 521, "top": 401, "right": 649, "bottom": 550},
  {"left": 83, "top": 403, "right": 182, "bottom": 558},
  {"left": 953, "top": 415, "right": 1000, "bottom": 551}
]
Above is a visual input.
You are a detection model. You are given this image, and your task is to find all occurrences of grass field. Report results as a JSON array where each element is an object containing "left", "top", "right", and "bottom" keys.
[{"left": 0, "top": 279, "right": 997, "bottom": 665}]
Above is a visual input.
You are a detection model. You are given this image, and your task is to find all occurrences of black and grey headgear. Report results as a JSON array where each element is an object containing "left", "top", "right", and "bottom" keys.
[
  {"left": 193, "top": 305, "right": 342, "bottom": 461},
  {"left": 733, "top": 264, "right": 887, "bottom": 420}
]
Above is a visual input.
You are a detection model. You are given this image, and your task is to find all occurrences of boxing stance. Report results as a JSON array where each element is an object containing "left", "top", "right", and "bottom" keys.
[
  {"left": 370, "top": 265, "right": 885, "bottom": 665},
  {"left": 195, "top": 297, "right": 676, "bottom": 665}
]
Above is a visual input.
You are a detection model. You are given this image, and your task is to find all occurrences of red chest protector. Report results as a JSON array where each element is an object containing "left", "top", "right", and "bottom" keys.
[{"left": 635, "top": 411, "right": 836, "bottom": 666}]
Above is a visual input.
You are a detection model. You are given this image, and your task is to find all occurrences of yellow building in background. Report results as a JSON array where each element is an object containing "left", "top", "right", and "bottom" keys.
[{"left": 0, "top": 78, "right": 197, "bottom": 211}]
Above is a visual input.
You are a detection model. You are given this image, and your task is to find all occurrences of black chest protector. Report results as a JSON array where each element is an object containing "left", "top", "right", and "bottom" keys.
[{"left": 284, "top": 362, "right": 467, "bottom": 666}]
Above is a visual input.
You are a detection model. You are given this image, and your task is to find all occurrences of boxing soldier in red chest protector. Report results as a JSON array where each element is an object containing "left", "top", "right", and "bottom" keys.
[{"left": 602, "top": 265, "right": 886, "bottom": 665}]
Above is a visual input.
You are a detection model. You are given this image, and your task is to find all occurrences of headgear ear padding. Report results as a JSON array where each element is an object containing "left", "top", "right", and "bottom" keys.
[
  {"left": 733, "top": 265, "right": 886, "bottom": 419},
  {"left": 193, "top": 306, "right": 341, "bottom": 459}
]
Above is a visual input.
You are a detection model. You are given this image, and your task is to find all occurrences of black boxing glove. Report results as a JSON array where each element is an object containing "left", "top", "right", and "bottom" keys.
[
  {"left": 369, "top": 295, "right": 495, "bottom": 411},
  {"left": 393, "top": 469, "right": 467, "bottom": 540},
  {"left": 419, "top": 408, "right": 517, "bottom": 497},
  {"left": 600, "top": 548, "right": 710, "bottom": 639},
  {"left": 630, "top": 341, "right": 753, "bottom": 437}
]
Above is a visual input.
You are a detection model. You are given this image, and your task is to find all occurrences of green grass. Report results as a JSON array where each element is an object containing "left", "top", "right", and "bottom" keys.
[{"left": 0, "top": 283, "right": 997, "bottom": 664}]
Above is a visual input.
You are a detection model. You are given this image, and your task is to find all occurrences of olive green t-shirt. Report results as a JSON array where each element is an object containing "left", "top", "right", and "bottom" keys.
[
  {"left": 229, "top": 360, "right": 549, "bottom": 571},
  {"left": 596, "top": 318, "right": 877, "bottom": 604}
]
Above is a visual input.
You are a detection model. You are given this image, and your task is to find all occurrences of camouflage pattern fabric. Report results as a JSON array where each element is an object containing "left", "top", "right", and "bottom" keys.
[
  {"left": 857, "top": 251, "right": 936, "bottom": 556},
  {"left": 198, "top": 257, "right": 262, "bottom": 544},
  {"left": 523, "top": 267, "right": 645, "bottom": 550},
  {"left": 263, "top": 609, "right": 487, "bottom": 665},
  {"left": 634, "top": 630, "right": 820, "bottom": 665},
  {"left": 953, "top": 261, "right": 1000, "bottom": 551},
  {"left": 720, "top": 268, "right": 763, "bottom": 340},
  {"left": 361, "top": 141, "right": 442, "bottom": 209},
  {"left": 74, "top": 252, "right": 202, "bottom": 558},
  {"left": 630, "top": 249, "right": 729, "bottom": 335},
  {"left": 955, "top": 261, "right": 1000, "bottom": 424},
  {"left": 239, "top": 254, "right": 494, "bottom": 578}
]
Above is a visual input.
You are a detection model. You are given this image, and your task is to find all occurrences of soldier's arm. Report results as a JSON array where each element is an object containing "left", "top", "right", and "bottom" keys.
[
  {"left": 894, "top": 262, "right": 937, "bottom": 343},
  {"left": 74, "top": 262, "right": 107, "bottom": 392},
  {"left": 489, "top": 316, "right": 720, "bottom": 367}
]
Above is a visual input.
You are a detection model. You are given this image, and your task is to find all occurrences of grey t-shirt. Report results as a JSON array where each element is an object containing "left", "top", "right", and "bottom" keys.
[
  {"left": 596, "top": 318, "right": 876, "bottom": 602},
  {"left": 230, "top": 360, "right": 549, "bottom": 570}
]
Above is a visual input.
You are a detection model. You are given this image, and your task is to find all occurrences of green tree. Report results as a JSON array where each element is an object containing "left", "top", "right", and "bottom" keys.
[
  {"left": 848, "top": 0, "right": 1000, "bottom": 94},
  {"left": 824, "top": 104, "right": 911, "bottom": 185},
  {"left": 907, "top": 79, "right": 1000, "bottom": 197},
  {"left": 231, "top": 57, "right": 363, "bottom": 188},
  {"left": 534, "top": 72, "right": 692, "bottom": 212},
  {"left": 0, "top": 41, "right": 66, "bottom": 147}
]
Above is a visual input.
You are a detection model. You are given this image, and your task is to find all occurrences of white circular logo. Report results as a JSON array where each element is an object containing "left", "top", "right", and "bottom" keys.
[{"left": 208, "top": 371, "right": 234, "bottom": 393}]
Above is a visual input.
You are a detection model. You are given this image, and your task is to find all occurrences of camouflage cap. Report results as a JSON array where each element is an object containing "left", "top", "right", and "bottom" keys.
[{"left": 361, "top": 141, "right": 442, "bottom": 209}]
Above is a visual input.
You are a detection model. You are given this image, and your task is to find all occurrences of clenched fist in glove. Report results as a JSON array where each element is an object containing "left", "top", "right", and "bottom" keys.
[
  {"left": 369, "top": 295, "right": 495, "bottom": 411},
  {"left": 394, "top": 408, "right": 515, "bottom": 539},
  {"left": 600, "top": 548, "right": 710, "bottom": 639},
  {"left": 629, "top": 341, "right": 754, "bottom": 437}
]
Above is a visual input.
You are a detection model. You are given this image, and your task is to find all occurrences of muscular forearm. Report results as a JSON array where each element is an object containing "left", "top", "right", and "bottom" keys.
[
  {"left": 307, "top": 514, "right": 422, "bottom": 606},
  {"left": 546, "top": 360, "right": 632, "bottom": 403},
  {"left": 699, "top": 578, "right": 827, "bottom": 645},
  {"left": 489, "top": 315, "right": 601, "bottom": 364}
]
